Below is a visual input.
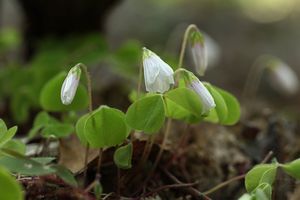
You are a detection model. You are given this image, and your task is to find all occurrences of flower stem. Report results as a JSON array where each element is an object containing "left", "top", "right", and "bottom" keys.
[
  {"left": 178, "top": 24, "right": 198, "bottom": 69},
  {"left": 96, "top": 148, "right": 103, "bottom": 180},
  {"left": 77, "top": 63, "right": 93, "bottom": 185}
]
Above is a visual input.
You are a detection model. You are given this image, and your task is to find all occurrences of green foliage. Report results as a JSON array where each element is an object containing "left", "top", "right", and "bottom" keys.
[
  {"left": 40, "top": 72, "right": 89, "bottom": 112},
  {"left": 28, "top": 111, "right": 74, "bottom": 139},
  {"left": 85, "top": 106, "right": 129, "bottom": 148},
  {"left": 0, "top": 166, "right": 23, "bottom": 200},
  {"left": 75, "top": 113, "right": 90, "bottom": 146},
  {"left": 165, "top": 87, "right": 203, "bottom": 123},
  {"left": 245, "top": 164, "right": 277, "bottom": 193},
  {"left": 215, "top": 87, "right": 241, "bottom": 125},
  {"left": 0, "top": 126, "right": 17, "bottom": 147},
  {"left": 204, "top": 83, "right": 228, "bottom": 123},
  {"left": 114, "top": 143, "right": 133, "bottom": 169},
  {"left": 0, "top": 149, "right": 76, "bottom": 186},
  {"left": 126, "top": 94, "right": 165, "bottom": 134},
  {"left": 204, "top": 83, "right": 240, "bottom": 125},
  {"left": 0, "top": 28, "right": 21, "bottom": 53},
  {"left": 51, "top": 165, "right": 78, "bottom": 186},
  {"left": 0, "top": 155, "right": 56, "bottom": 176},
  {"left": 2, "top": 140, "right": 26, "bottom": 155},
  {"left": 280, "top": 159, "right": 300, "bottom": 179},
  {"left": 93, "top": 180, "right": 103, "bottom": 200}
]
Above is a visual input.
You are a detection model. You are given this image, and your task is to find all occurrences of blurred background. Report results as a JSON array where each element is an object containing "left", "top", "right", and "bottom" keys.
[{"left": 0, "top": 0, "right": 300, "bottom": 125}]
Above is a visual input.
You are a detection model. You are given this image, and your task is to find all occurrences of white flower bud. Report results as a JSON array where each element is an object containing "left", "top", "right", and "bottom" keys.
[
  {"left": 143, "top": 47, "right": 175, "bottom": 93},
  {"left": 188, "top": 78, "right": 216, "bottom": 114},
  {"left": 61, "top": 64, "right": 81, "bottom": 105},
  {"left": 189, "top": 30, "right": 207, "bottom": 76},
  {"left": 267, "top": 60, "right": 299, "bottom": 96}
]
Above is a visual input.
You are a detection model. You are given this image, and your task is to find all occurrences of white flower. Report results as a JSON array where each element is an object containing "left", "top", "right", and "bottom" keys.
[
  {"left": 268, "top": 60, "right": 299, "bottom": 95},
  {"left": 188, "top": 79, "right": 215, "bottom": 114},
  {"left": 61, "top": 64, "right": 81, "bottom": 105},
  {"left": 189, "top": 30, "right": 207, "bottom": 76},
  {"left": 143, "top": 47, "right": 175, "bottom": 93}
]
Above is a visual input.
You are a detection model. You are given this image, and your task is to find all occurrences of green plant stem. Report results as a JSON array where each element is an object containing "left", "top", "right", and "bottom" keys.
[
  {"left": 178, "top": 24, "right": 198, "bottom": 69},
  {"left": 78, "top": 63, "right": 93, "bottom": 185}
]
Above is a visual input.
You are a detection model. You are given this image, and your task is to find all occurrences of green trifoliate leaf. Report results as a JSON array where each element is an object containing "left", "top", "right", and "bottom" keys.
[
  {"left": 254, "top": 183, "right": 272, "bottom": 200},
  {"left": 51, "top": 165, "right": 77, "bottom": 187},
  {"left": 0, "top": 155, "right": 55, "bottom": 176},
  {"left": 75, "top": 113, "right": 90, "bottom": 146},
  {"left": 2, "top": 140, "right": 26, "bottom": 155},
  {"left": 85, "top": 106, "right": 129, "bottom": 148},
  {"left": 204, "top": 83, "right": 228, "bottom": 124},
  {"left": 280, "top": 158, "right": 300, "bottom": 179},
  {"left": 0, "top": 126, "right": 18, "bottom": 147},
  {"left": 245, "top": 164, "right": 277, "bottom": 193},
  {"left": 164, "top": 87, "right": 203, "bottom": 123},
  {"left": 40, "top": 72, "right": 88, "bottom": 112},
  {"left": 215, "top": 87, "right": 240, "bottom": 125},
  {"left": 0, "top": 166, "right": 23, "bottom": 200},
  {"left": 0, "top": 119, "right": 7, "bottom": 134},
  {"left": 114, "top": 143, "right": 133, "bottom": 169},
  {"left": 126, "top": 94, "right": 165, "bottom": 134}
]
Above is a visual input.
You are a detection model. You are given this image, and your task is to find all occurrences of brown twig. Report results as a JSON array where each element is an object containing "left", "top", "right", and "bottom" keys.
[
  {"left": 163, "top": 168, "right": 212, "bottom": 200},
  {"left": 143, "top": 182, "right": 199, "bottom": 198},
  {"left": 203, "top": 151, "right": 274, "bottom": 196}
]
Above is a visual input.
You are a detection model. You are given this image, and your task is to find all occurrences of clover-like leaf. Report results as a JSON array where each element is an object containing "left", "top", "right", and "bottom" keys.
[
  {"left": 280, "top": 158, "right": 300, "bottom": 179},
  {"left": 204, "top": 83, "right": 228, "bottom": 124},
  {"left": 0, "top": 126, "right": 18, "bottom": 147},
  {"left": 40, "top": 72, "right": 88, "bottom": 112},
  {"left": 75, "top": 113, "right": 90, "bottom": 146},
  {"left": 126, "top": 94, "right": 165, "bottom": 134},
  {"left": 164, "top": 87, "right": 203, "bottom": 123},
  {"left": 0, "top": 166, "right": 23, "bottom": 200},
  {"left": 85, "top": 106, "right": 128, "bottom": 148},
  {"left": 114, "top": 143, "right": 133, "bottom": 169},
  {"left": 245, "top": 164, "right": 277, "bottom": 193},
  {"left": 215, "top": 87, "right": 240, "bottom": 125}
]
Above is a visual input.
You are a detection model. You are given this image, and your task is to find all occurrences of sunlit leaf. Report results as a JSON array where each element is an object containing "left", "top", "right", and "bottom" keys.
[
  {"left": 204, "top": 83, "right": 228, "bottom": 124},
  {"left": 215, "top": 87, "right": 240, "bottom": 125},
  {"left": 245, "top": 164, "right": 277, "bottom": 193},
  {"left": 85, "top": 106, "right": 128, "bottom": 148},
  {"left": 126, "top": 94, "right": 165, "bottom": 134},
  {"left": 280, "top": 158, "right": 300, "bottom": 179},
  {"left": 165, "top": 87, "right": 203, "bottom": 123},
  {"left": 2, "top": 140, "right": 26, "bottom": 155}
]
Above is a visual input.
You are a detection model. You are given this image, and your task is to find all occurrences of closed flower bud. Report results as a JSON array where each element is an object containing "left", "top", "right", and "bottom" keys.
[
  {"left": 187, "top": 74, "right": 215, "bottom": 114},
  {"left": 61, "top": 64, "right": 81, "bottom": 105},
  {"left": 189, "top": 30, "right": 207, "bottom": 76},
  {"left": 267, "top": 59, "right": 299, "bottom": 96},
  {"left": 143, "top": 47, "right": 175, "bottom": 93}
]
